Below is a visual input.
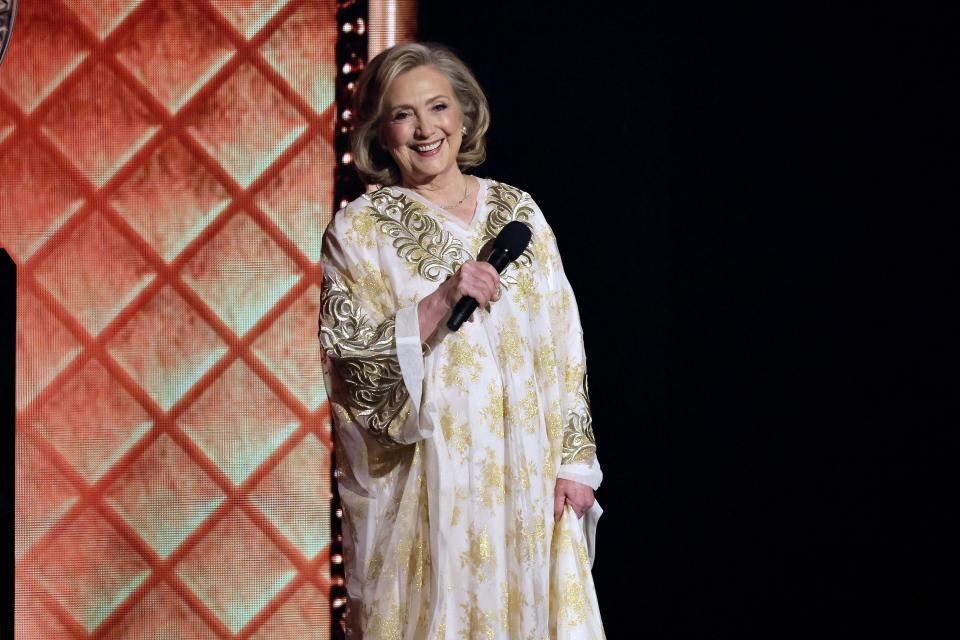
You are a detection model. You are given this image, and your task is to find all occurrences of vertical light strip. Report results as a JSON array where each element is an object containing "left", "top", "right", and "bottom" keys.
[
  {"left": 368, "top": 0, "right": 417, "bottom": 59},
  {"left": 332, "top": 2, "right": 368, "bottom": 636}
]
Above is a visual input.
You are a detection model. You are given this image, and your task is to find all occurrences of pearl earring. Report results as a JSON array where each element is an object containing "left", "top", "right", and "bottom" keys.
[{"left": 461, "top": 126, "right": 467, "bottom": 135}]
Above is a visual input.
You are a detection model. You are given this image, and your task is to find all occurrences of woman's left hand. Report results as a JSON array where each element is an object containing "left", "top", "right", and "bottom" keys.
[{"left": 553, "top": 478, "right": 595, "bottom": 521}]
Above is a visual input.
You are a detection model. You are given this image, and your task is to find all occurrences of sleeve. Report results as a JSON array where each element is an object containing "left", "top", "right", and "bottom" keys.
[
  {"left": 531, "top": 200, "right": 603, "bottom": 490},
  {"left": 318, "top": 206, "right": 430, "bottom": 447}
]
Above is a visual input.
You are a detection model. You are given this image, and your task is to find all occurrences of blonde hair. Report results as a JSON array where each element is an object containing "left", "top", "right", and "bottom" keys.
[{"left": 351, "top": 42, "right": 491, "bottom": 186}]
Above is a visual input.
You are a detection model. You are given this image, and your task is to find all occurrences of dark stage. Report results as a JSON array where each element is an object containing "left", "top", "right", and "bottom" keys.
[{"left": 418, "top": 1, "right": 951, "bottom": 637}]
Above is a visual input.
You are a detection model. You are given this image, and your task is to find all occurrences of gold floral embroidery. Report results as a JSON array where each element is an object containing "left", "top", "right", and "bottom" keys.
[
  {"left": 319, "top": 270, "right": 407, "bottom": 447},
  {"left": 440, "top": 332, "right": 485, "bottom": 389},
  {"left": 512, "top": 378, "right": 541, "bottom": 434},
  {"left": 460, "top": 524, "right": 494, "bottom": 579},
  {"left": 451, "top": 486, "right": 468, "bottom": 527},
  {"left": 481, "top": 380, "right": 505, "bottom": 438},
  {"left": 504, "top": 573, "right": 530, "bottom": 631},
  {"left": 346, "top": 208, "right": 377, "bottom": 249},
  {"left": 440, "top": 408, "right": 472, "bottom": 459},
  {"left": 366, "top": 550, "right": 384, "bottom": 581},
  {"left": 545, "top": 403, "right": 564, "bottom": 442},
  {"left": 366, "top": 188, "right": 473, "bottom": 282},
  {"left": 551, "top": 287, "right": 573, "bottom": 321},
  {"left": 564, "top": 359, "right": 585, "bottom": 397},
  {"left": 513, "top": 269, "right": 541, "bottom": 313},
  {"left": 353, "top": 259, "right": 392, "bottom": 318},
  {"left": 561, "top": 372, "right": 596, "bottom": 465},
  {"left": 480, "top": 448, "right": 506, "bottom": 508},
  {"left": 562, "top": 572, "right": 588, "bottom": 627},
  {"left": 458, "top": 593, "right": 497, "bottom": 640},
  {"left": 534, "top": 341, "right": 559, "bottom": 386},
  {"left": 496, "top": 313, "right": 527, "bottom": 373},
  {"left": 368, "top": 602, "right": 403, "bottom": 640},
  {"left": 533, "top": 226, "right": 560, "bottom": 272},
  {"left": 513, "top": 509, "right": 546, "bottom": 566}
]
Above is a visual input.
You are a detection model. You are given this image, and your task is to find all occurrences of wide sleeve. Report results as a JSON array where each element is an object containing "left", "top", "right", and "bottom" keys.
[
  {"left": 531, "top": 201, "right": 603, "bottom": 490},
  {"left": 318, "top": 204, "right": 429, "bottom": 447}
]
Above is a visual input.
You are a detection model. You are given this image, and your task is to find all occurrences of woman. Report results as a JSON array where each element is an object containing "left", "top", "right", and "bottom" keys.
[{"left": 320, "top": 42, "right": 604, "bottom": 639}]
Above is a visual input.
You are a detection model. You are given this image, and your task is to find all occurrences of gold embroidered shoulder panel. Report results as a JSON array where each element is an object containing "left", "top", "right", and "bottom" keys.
[
  {"left": 561, "top": 372, "right": 596, "bottom": 465},
  {"left": 319, "top": 270, "right": 408, "bottom": 446},
  {"left": 364, "top": 187, "right": 473, "bottom": 282},
  {"left": 479, "top": 182, "right": 535, "bottom": 285}
]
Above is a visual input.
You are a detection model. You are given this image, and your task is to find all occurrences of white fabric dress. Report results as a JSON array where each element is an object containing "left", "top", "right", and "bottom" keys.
[{"left": 319, "top": 178, "right": 605, "bottom": 639}]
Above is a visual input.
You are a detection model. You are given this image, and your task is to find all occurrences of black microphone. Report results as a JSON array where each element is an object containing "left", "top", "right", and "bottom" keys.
[{"left": 447, "top": 220, "right": 532, "bottom": 331}]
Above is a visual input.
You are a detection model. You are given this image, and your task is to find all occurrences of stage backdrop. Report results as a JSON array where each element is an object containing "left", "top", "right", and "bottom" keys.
[{"left": 2, "top": 0, "right": 340, "bottom": 636}]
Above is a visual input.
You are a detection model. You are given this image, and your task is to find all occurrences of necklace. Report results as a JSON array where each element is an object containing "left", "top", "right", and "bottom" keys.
[{"left": 419, "top": 177, "right": 470, "bottom": 210}]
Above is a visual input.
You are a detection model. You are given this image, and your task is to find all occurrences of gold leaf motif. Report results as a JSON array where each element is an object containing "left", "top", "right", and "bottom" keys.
[
  {"left": 319, "top": 270, "right": 407, "bottom": 446},
  {"left": 561, "top": 372, "right": 597, "bottom": 465},
  {"left": 366, "top": 187, "right": 473, "bottom": 282},
  {"left": 477, "top": 182, "right": 535, "bottom": 287}
]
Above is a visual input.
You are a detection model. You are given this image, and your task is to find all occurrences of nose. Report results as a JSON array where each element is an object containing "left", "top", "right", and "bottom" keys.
[{"left": 415, "top": 113, "right": 436, "bottom": 138}]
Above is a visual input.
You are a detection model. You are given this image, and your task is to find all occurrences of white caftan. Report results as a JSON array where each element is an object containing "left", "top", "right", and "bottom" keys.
[{"left": 320, "top": 179, "right": 605, "bottom": 639}]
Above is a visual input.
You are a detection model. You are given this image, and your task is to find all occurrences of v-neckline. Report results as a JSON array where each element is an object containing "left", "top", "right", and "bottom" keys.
[{"left": 399, "top": 177, "right": 486, "bottom": 232}]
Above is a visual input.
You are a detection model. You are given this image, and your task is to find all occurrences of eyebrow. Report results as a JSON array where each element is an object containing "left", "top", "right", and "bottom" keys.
[{"left": 388, "top": 94, "right": 451, "bottom": 111}]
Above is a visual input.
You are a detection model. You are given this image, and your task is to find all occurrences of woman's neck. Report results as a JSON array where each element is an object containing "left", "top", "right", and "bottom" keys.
[{"left": 403, "top": 170, "right": 467, "bottom": 205}]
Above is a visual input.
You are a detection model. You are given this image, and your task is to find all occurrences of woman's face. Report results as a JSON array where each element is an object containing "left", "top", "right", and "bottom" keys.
[{"left": 380, "top": 65, "right": 464, "bottom": 187}]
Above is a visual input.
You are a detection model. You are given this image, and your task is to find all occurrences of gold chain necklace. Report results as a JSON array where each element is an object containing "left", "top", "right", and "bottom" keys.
[{"left": 419, "top": 177, "right": 469, "bottom": 210}]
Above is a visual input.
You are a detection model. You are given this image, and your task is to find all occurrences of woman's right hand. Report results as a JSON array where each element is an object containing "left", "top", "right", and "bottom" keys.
[
  {"left": 418, "top": 260, "right": 500, "bottom": 341},
  {"left": 440, "top": 260, "right": 501, "bottom": 310}
]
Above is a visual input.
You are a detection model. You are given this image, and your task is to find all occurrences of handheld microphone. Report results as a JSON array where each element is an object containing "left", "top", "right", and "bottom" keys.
[{"left": 447, "top": 220, "right": 532, "bottom": 331}]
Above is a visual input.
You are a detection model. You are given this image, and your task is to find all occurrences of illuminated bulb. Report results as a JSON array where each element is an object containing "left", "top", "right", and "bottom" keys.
[
  {"left": 332, "top": 553, "right": 343, "bottom": 564},
  {"left": 342, "top": 23, "right": 353, "bottom": 33},
  {"left": 342, "top": 152, "right": 353, "bottom": 164},
  {"left": 357, "top": 18, "right": 366, "bottom": 35},
  {"left": 347, "top": 81, "right": 355, "bottom": 90},
  {"left": 340, "top": 199, "right": 349, "bottom": 208},
  {"left": 333, "top": 597, "right": 347, "bottom": 608},
  {"left": 336, "top": 508, "right": 343, "bottom": 518},
  {"left": 343, "top": 63, "right": 352, "bottom": 74},
  {"left": 342, "top": 109, "right": 352, "bottom": 121}
]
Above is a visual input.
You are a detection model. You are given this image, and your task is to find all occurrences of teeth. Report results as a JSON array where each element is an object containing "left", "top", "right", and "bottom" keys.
[{"left": 414, "top": 140, "right": 442, "bottom": 152}]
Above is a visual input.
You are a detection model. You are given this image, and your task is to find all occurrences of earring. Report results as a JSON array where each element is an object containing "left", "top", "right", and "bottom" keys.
[{"left": 461, "top": 126, "right": 468, "bottom": 136}]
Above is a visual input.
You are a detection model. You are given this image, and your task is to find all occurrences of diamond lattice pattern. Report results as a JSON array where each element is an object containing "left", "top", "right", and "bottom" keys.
[{"left": 2, "top": 0, "right": 336, "bottom": 636}]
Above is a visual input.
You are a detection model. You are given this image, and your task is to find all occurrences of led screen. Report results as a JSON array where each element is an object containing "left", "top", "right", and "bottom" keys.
[{"left": 2, "top": 1, "right": 337, "bottom": 636}]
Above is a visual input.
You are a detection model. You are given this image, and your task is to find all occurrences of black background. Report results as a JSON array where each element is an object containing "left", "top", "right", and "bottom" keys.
[{"left": 419, "top": 1, "right": 952, "bottom": 637}]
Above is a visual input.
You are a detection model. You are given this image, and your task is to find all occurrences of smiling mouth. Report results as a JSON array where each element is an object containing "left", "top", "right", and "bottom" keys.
[{"left": 412, "top": 139, "right": 443, "bottom": 154}]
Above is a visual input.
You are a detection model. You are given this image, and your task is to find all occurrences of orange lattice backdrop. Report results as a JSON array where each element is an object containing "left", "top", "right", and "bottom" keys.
[{"left": 1, "top": 1, "right": 337, "bottom": 637}]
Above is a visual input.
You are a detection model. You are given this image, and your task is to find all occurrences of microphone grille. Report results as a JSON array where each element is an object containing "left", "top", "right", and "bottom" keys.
[{"left": 492, "top": 220, "right": 533, "bottom": 257}]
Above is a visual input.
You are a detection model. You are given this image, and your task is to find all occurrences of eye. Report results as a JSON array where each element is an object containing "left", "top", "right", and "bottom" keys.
[
  {"left": 432, "top": 102, "right": 448, "bottom": 111},
  {"left": 392, "top": 110, "right": 410, "bottom": 121}
]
